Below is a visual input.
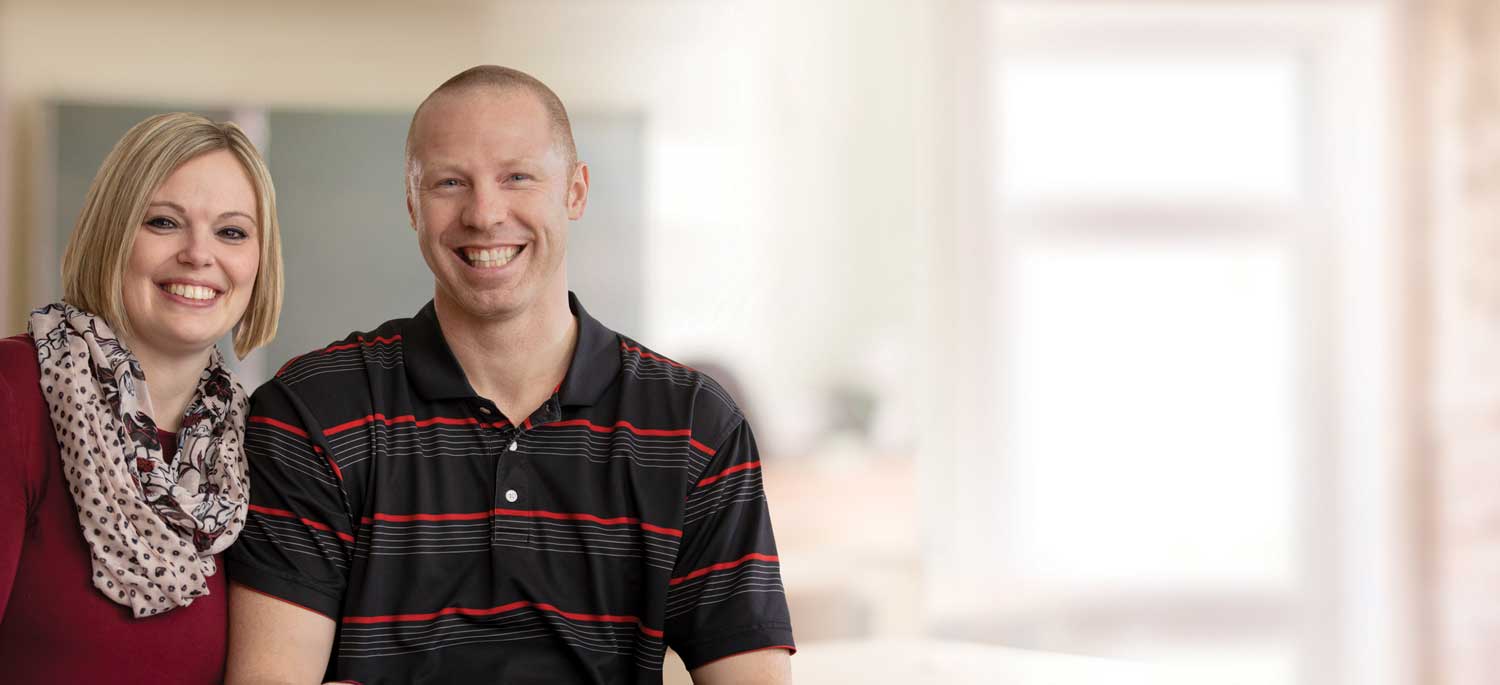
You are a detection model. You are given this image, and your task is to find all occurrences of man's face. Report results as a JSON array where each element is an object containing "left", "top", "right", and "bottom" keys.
[{"left": 407, "top": 88, "right": 587, "bottom": 324}]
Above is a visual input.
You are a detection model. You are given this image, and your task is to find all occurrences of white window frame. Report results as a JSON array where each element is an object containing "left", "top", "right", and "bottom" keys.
[{"left": 919, "top": 3, "right": 1412, "bottom": 684}]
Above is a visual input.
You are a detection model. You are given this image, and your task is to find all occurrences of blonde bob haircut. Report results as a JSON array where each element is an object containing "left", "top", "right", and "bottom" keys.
[{"left": 61, "top": 112, "right": 282, "bottom": 359}]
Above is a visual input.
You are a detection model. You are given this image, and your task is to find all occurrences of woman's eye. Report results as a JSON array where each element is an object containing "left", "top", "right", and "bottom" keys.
[
  {"left": 219, "top": 227, "right": 249, "bottom": 241},
  {"left": 145, "top": 217, "right": 177, "bottom": 229}
]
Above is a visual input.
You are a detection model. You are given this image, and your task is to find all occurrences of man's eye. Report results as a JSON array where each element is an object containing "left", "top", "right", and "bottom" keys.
[
  {"left": 509, "top": 174, "right": 530, "bottom": 182},
  {"left": 437, "top": 179, "right": 462, "bottom": 188},
  {"left": 145, "top": 217, "right": 178, "bottom": 229}
]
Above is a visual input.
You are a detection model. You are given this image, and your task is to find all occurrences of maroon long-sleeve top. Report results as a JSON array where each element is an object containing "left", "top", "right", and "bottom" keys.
[{"left": 0, "top": 334, "right": 227, "bottom": 683}]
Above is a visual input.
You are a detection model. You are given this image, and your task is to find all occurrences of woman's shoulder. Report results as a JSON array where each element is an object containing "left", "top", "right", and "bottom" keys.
[
  {"left": 0, "top": 334, "right": 49, "bottom": 494},
  {"left": 0, "top": 334, "right": 45, "bottom": 414},
  {"left": 0, "top": 334, "right": 41, "bottom": 388}
]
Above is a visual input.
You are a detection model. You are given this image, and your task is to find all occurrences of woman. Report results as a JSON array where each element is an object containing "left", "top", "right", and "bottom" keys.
[{"left": 0, "top": 112, "right": 282, "bottom": 682}]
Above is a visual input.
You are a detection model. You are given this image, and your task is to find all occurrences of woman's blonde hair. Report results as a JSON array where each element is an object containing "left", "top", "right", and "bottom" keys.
[{"left": 61, "top": 112, "right": 282, "bottom": 359}]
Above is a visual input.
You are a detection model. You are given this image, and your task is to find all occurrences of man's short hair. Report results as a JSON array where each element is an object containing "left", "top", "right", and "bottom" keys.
[{"left": 404, "top": 65, "right": 578, "bottom": 188}]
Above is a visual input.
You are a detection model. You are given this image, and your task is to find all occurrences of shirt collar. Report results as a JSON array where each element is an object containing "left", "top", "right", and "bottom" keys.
[
  {"left": 403, "top": 292, "right": 621, "bottom": 407},
  {"left": 559, "top": 292, "right": 621, "bottom": 407},
  {"left": 403, "top": 300, "right": 473, "bottom": 400}
]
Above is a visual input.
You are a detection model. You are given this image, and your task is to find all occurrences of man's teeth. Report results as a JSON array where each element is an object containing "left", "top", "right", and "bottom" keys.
[
  {"left": 464, "top": 246, "right": 521, "bottom": 268},
  {"left": 163, "top": 283, "right": 218, "bottom": 300}
]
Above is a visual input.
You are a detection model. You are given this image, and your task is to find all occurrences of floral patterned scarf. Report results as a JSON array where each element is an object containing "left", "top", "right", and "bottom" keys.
[{"left": 28, "top": 302, "right": 249, "bottom": 617}]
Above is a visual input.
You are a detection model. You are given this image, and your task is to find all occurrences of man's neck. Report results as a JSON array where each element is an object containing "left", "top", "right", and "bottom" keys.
[{"left": 435, "top": 290, "right": 578, "bottom": 426}]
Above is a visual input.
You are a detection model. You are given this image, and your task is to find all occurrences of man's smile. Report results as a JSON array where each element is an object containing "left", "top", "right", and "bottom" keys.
[{"left": 458, "top": 244, "right": 525, "bottom": 268}]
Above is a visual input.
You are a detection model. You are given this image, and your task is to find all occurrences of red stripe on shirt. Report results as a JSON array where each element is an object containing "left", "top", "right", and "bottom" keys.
[
  {"left": 547, "top": 419, "right": 682, "bottom": 438},
  {"left": 342, "top": 600, "right": 664, "bottom": 638},
  {"left": 359, "top": 508, "right": 683, "bottom": 537},
  {"left": 249, "top": 415, "right": 310, "bottom": 439},
  {"left": 697, "top": 460, "right": 761, "bottom": 488},
  {"left": 548, "top": 419, "right": 718, "bottom": 456},
  {"left": 620, "top": 342, "right": 691, "bottom": 369},
  {"left": 274, "top": 356, "right": 301, "bottom": 377},
  {"left": 275, "top": 335, "right": 402, "bottom": 376},
  {"left": 669, "top": 552, "right": 780, "bottom": 586},
  {"left": 550, "top": 418, "right": 691, "bottom": 437},
  {"left": 319, "top": 335, "right": 401, "bottom": 354},
  {"left": 323, "top": 413, "right": 509, "bottom": 437},
  {"left": 248, "top": 416, "right": 341, "bottom": 480},
  {"left": 489, "top": 508, "right": 683, "bottom": 537},
  {"left": 248, "top": 504, "right": 355, "bottom": 543}
]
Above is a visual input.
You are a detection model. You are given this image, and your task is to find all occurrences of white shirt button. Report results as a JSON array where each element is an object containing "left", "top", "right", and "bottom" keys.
[
  {"left": 508, "top": 441, "right": 518, "bottom": 451},
  {"left": 479, "top": 406, "right": 492, "bottom": 415},
  {"left": 505, "top": 489, "right": 519, "bottom": 503}
]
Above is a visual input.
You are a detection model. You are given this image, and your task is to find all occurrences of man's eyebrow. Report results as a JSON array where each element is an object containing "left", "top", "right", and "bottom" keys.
[{"left": 424, "top": 157, "right": 545, "bottom": 170}]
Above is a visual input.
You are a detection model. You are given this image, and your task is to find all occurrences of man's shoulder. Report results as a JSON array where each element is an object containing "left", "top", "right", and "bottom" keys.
[
  {"left": 256, "top": 316, "right": 412, "bottom": 403},
  {"left": 614, "top": 334, "right": 744, "bottom": 434}
]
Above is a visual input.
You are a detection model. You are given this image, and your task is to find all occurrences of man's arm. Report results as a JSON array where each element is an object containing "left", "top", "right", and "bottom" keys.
[
  {"left": 224, "top": 379, "right": 355, "bottom": 684},
  {"left": 690, "top": 647, "right": 793, "bottom": 684},
  {"left": 226, "top": 583, "right": 337, "bottom": 685},
  {"left": 666, "top": 415, "right": 796, "bottom": 672}
]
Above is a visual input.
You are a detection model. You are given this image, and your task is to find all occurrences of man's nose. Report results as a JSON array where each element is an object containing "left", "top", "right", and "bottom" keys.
[{"left": 464, "top": 182, "right": 509, "bottom": 229}]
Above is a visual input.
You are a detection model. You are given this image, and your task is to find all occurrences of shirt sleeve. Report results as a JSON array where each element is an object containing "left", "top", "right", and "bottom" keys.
[
  {"left": 664, "top": 417, "right": 795, "bottom": 669},
  {"left": 226, "top": 379, "right": 353, "bottom": 619}
]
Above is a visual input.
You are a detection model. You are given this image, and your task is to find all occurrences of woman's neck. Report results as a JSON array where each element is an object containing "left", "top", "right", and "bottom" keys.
[{"left": 126, "top": 337, "right": 214, "bottom": 433}]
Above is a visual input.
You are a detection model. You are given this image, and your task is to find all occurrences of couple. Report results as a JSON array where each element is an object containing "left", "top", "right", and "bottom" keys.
[{"left": 0, "top": 66, "right": 794, "bottom": 684}]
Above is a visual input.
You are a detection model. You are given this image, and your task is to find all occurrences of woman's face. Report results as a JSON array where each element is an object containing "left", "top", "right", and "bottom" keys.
[{"left": 120, "top": 150, "right": 260, "bottom": 360}]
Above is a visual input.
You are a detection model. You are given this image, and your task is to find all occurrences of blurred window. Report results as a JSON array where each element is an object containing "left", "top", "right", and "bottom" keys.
[
  {"left": 1003, "top": 244, "right": 1296, "bottom": 587},
  {"left": 998, "top": 55, "right": 1304, "bottom": 206},
  {"left": 953, "top": 3, "right": 1394, "bottom": 683}
]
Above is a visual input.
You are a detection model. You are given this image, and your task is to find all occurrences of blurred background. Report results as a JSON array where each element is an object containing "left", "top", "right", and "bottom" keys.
[{"left": 1, "top": 0, "right": 1495, "bottom": 683}]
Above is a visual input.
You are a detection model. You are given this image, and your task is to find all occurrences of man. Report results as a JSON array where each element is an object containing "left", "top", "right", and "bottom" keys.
[{"left": 225, "top": 66, "right": 794, "bottom": 684}]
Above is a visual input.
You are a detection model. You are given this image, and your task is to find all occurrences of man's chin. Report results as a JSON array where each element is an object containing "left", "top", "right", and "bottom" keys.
[{"left": 436, "top": 287, "right": 526, "bottom": 322}]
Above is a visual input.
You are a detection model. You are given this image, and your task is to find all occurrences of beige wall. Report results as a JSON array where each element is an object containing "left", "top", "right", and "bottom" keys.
[
  {"left": 0, "top": 0, "right": 494, "bottom": 328},
  {"left": 0, "top": 0, "right": 939, "bottom": 454}
]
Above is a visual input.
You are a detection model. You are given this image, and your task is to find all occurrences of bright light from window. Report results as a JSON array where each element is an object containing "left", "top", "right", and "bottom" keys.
[
  {"left": 996, "top": 55, "right": 1305, "bottom": 206},
  {"left": 1002, "top": 243, "right": 1298, "bottom": 588}
]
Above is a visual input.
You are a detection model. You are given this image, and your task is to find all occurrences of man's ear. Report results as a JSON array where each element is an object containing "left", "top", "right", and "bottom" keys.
[
  {"left": 405, "top": 161, "right": 421, "bottom": 230},
  {"left": 567, "top": 162, "right": 590, "bottom": 221}
]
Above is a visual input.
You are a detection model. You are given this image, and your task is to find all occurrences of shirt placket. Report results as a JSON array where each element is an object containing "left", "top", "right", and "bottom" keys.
[
  {"left": 473, "top": 402, "right": 522, "bottom": 556},
  {"left": 501, "top": 395, "right": 562, "bottom": 509},
  {"left": 481, "top": 394, "right": 561, "bottom": 552}
]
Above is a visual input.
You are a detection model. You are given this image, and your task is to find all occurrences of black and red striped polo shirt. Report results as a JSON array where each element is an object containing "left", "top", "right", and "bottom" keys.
[{"left": 227, "top": 293, "right": 794, "bottom": 684}]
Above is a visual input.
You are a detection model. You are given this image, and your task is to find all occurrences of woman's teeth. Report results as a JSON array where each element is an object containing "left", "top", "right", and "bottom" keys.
[
  {"left": 163, "top": 283, "right": 218, "bottom": 300},
  {"left": 464, "top": 246, "right": 521, "bottom": 268}
]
